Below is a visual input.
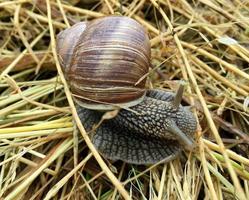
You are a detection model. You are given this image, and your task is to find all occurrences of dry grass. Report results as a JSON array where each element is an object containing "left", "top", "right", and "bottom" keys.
[{"left": 0, "top": 0, "right": 249, "bottom": 199}]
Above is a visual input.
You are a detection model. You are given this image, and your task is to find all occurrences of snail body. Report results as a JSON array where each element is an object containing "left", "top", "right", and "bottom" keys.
[{"left": 57, "top": 16, "right": 197, "bottom": 164}]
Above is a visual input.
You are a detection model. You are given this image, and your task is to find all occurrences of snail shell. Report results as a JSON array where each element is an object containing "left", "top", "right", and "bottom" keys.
[{"left": 57, "top": 16, "right": 151, "bottom": 110}]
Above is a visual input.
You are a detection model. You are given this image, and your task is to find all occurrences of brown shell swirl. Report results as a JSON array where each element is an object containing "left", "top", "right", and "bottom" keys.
[{"left": 58, "top": 16, "right": 151, "bottom": 110}]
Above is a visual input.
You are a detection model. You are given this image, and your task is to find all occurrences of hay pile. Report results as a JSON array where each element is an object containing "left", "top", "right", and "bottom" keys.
[{"left": 0, "top": 0, "right": 249, "bottom": 199}]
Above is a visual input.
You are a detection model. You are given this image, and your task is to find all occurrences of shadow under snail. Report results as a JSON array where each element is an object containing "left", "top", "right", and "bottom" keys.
[{"left": 56, "top": 16, "right": 197, "bottom": 165}]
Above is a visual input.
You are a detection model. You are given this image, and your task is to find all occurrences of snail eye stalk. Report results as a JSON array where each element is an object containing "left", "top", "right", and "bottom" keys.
[
  {"left": 172, "top": 82, "right": 186, "bottom": 109},
  {"left": 164, "top": 119, "right": 195, "bottom": 151}
]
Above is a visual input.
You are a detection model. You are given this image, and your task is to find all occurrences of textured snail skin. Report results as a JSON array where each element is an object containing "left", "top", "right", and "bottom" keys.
[{"left": 77, "top": 89, "right": 196, "bottom": 165}]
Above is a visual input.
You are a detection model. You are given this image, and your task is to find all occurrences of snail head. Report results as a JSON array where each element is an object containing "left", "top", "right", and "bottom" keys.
[{"left": 162, "top": 83, "right": 196, "bottom": 151}]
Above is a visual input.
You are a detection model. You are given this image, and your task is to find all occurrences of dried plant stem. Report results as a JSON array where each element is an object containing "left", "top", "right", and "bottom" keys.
[
  {"left": 44, "top": 153, "right": 92, "bottom": 200},
  {"left": 110, "top": 0, "right": 159, "bottom": 34},
  {"left": 171, "top": 0, "right": 249, "bottom": 64},
  {"left": 0, "top": 127, "right": 73, "bottom": 139},
  {"left": 4, "top": 138, "right": 73, "bottom": 200},
  {"left": 181, "top": 41, "right": 249, "bottom": 81},
  {"left": 9, "top": 153, "right": 56, "bottom": 175},
  {"left": 127, "top": 0, "right": 146, "bottom": 17},
  {"left": 191, "top": 55, "right": 248, "bottom": 96},
  {"left": 14, "top": 4, "right": 39, "bottom": 64},
  {"left": 25, "top": 10, "right": 66, "bottom": 28},
  {"left": 73, "top": 123, "right": 79, "bottom": 181},
  {"left": 0, "top": 29, "right": 47, "bottom": 77},
  {"left": 206, "top": 161, "right": 235, "bottom": 192},
  {"left": 0, "top": 0, "right": 30, "bottom": 7},
  {"left": 56, "top": 0, "right": 70, "bottom": 27},
  {"left": 0, "top": 84, "right": 66, "bottom": 117},
  {"left": 170, "top": 162, "right": 189, "bottom": 199},
  {"left": 59, "top": 3, "right": 104, "bottom": 18},
  {"left": 110, "top": 163, "right": 126, "bottom": 200},
  {"left": 61, "top": 171, "right": 105, "bottom": 200},
  {"left": 204, "top": 139, "right": 249, "bottom": 166},
  {"left": 103, "top": 0, "right": 114, "bottom": 14},
  {"left": 199, "top": 0, "right": 248, "bottom": 29},
  {"left": 157, "top": 164, "right": 167, "bottom": 200}
]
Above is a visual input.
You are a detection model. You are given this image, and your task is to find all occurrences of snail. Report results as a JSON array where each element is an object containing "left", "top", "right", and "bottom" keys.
[{"left": 56, "top": 16, "right": 197, "bottom": 165}]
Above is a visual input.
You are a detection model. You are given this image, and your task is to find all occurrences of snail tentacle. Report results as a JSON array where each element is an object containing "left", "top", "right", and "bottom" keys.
[{"left": 163, "top": 118, "right": 195, "bottom": 151}]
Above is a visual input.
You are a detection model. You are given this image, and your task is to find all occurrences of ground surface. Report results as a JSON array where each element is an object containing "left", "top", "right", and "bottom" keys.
[{"left": 0, "top": 0, "right": 249, "bottom": 199}]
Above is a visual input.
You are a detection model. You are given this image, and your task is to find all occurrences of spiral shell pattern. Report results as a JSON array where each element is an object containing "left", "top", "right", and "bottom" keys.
[{"left": 65, "top": 16, "right": 151, "bottom": 109}]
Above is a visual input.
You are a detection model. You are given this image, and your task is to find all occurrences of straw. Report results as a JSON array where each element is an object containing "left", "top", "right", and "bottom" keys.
[{"left": 0, "top": 0, "right": 248, "bottom": 199}]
